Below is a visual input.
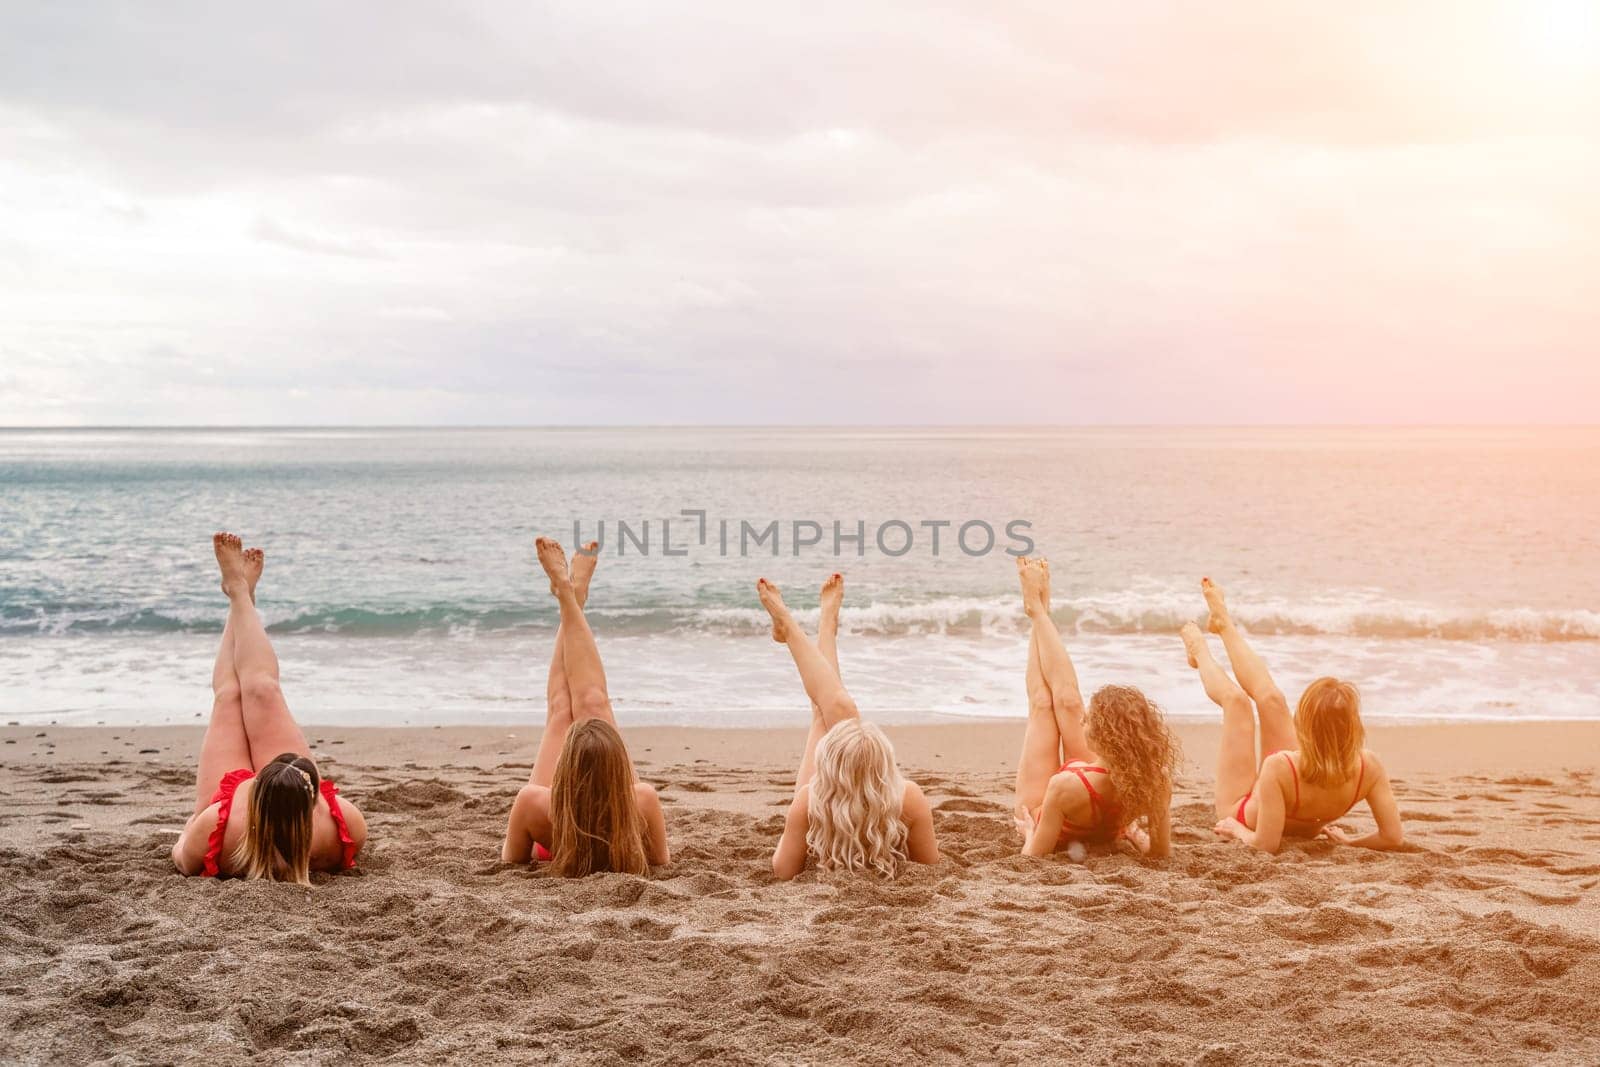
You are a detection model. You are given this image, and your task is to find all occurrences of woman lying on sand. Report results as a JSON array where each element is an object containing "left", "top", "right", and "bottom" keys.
[
  {"left": 171, "top": 533, "right": 367, "bottom": 882},
  {"left": 1013, "top": 557, "right": 1177, "bottom": 859},
  {"left": 1182, "top": 577, "right": 1404, "bottom": 853},
  {"left": 502, "top": 539, "right": 670, "bottom": 876},
  {"left": 758, "top": 574, "right": 939, "bottom": 879}
]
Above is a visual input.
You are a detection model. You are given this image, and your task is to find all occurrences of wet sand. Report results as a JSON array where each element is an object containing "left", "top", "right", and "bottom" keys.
[{"left": 3, "top": 721, "right": 1598, "bottom": 1065}]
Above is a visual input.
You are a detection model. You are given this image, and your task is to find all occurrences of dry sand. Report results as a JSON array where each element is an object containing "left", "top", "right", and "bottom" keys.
[{"left": 2, "top": 720, "right": 1598, "bottom": 1066}]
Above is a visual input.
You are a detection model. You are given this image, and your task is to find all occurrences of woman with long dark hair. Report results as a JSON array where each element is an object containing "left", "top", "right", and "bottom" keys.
[{"left": 171, "top": 533, "right": 366, "bottom": 882}]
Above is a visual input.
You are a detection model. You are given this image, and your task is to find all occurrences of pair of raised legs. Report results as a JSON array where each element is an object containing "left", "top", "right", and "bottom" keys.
[
  {"left": 502, "top": 539, "right": 667, "bottom": 865},
  {"left": 192, "top": 533, "right": 315, "bottom": 813},
  {"left": 1179, "top": 578, "right": 1295, "bottom": 819},
  {"left": 1013, "top": 557, "right": 1094, "bottom": 815},
  {"left": 757, "top": 573, "right": 856, "bottom": 790}
]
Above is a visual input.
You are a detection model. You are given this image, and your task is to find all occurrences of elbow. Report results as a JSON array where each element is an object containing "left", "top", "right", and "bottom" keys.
[{"left": 1379, "top": 831, "right": 1405, "bottom": 851}]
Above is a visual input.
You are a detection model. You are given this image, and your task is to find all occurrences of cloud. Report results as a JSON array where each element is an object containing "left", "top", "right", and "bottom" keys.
[{"left": 0, "top": 2, "right": 1596, "bottom": 424}]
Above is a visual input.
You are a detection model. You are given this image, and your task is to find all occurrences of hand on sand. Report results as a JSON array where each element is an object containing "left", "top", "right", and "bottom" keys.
[
  {"left": 1213, "top": 816, "right": 1245, "bottom": 841},
  {"left": 1319, "top": 824, "right": 1353, "bottom": 844},
  {"left": 1013, "top": 804, "right": 1036, "bottom": 844}
]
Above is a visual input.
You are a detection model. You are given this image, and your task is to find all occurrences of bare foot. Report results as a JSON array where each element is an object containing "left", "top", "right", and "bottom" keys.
[
  {"left": 535, "top": 537, "right": 572, "bottom": 597},
  {"left": 1201, "top": 576, "right": 1231, "bottom": 634},
  {"left": 1017, "top": 556, "right": 1051, "bottom": 617},
  {"left": 213, "top": 532, "right": 250, "bottom": 599},
  {"left": 570, "top": 541, "right": 599, "bottom": 608},
  {"left": 756, "top": 578, "right": 790, "bottom": 642},
  {"left": 243, "top": 548, "right": 264, "bottom": 605},
  {"left": 1180, "top": 622, "right": 1208, "bottom": 669},
  {"left": 819, "top": 572, "right": 844, "bottom": 632}
]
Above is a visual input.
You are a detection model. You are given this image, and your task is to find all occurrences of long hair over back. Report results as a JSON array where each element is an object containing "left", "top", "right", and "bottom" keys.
[
  {"left": 806, "top": 720, "right": 909, "bottom": 878},
  {"left": 1083, "top": 685, "right": 1180, "bottom": 828},
  {"left": 236, "top": 753, "right": 319, "bottom": 884},
  {"left": 1295, "top": 677, "right": 1365, "bottom": 787},
  {"left": 549, "top": 719, "right": 649, "bottom": 878}
]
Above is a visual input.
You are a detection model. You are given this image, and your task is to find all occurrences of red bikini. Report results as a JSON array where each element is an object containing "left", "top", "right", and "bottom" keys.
[
  {"left": 1053, "top": 761, "right": 1125, "bottom": 842},
  {"left": 1234, "top": 752, "right": 1365, "bottom": 829},
  {"left": 201, "top": 768, "right": 358, "bottom": 877}
]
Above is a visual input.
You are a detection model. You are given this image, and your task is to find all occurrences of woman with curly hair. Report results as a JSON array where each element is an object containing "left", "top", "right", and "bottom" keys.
[
  {"left": 758, "top": 573, "right": 939, "bottom": 880},
  {"left": 1013, "top": 557, "right": 1177, "bottom": 858},
  {"left": 1182, "top": 577, "right": 1403, "bottom": 854}
]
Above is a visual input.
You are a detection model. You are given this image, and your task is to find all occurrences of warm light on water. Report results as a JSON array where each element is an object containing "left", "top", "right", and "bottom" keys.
[{"left": 2, "top": 426, "right": 1596, "bottom": 726}]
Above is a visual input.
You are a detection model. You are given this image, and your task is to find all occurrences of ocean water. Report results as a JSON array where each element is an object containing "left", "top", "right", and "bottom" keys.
[{"left": 2, "top": 426, "right": 1597, "bottom": 727}]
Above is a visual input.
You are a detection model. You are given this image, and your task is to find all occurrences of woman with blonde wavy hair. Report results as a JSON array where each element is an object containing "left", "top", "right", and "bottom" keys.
[
  {"left": 1182, "top": 577, "right": 1404, "bottom": 854},
  {"left": 502, "top": 539, "right": 669, "bottom": 876},
  {"left": 1014, "top": 557, "right": 1176, "bottom": 859},
  {"left": 171, "top": 533, "right": 366, "bottom": 882},
  {"left": 758, "top": 574, "right": 938, "bottom": 880}
]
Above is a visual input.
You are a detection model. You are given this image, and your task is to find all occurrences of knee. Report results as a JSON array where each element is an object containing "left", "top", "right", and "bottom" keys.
[
  {"left": 240, "top": 676, "right": 282, "bottom": 707},
  {"left": 823, "top": 693, "right": 860, "bottom": 722},
  {"left": 212, "top": 682, "right": 242, "bottom": 710},
  {"left": 1052, "top": 693, "right": 1085, "bottom": 722},
  {"left": 574, "top": 687, "right": 611, "bottom": 719},
  {"left": 1260, "top": 688, "right": 1290, "bottom": 719},
  {"left": 1221, "top": 692, "right": 1254, "bottom": 717},
  {"left": 546, "top": 691, "right": 574, "bottom": 725}
]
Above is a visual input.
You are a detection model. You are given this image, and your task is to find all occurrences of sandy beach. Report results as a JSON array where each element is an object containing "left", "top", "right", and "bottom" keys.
[{"left": 3, "top": 720, "right": 1598, "bottom": 1065}]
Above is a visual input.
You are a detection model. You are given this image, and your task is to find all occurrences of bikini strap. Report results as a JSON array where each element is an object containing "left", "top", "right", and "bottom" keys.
[
  {"left": 1280, "top": 752, "right": 1302, "bottom": 818},
  {"left": 1060, "top": 763, "right": 1108, "bottom": 829},
  {"left": 320, "top": 780, "right": 359, "bottom": 870},
  {"left": 1347, "top": 753, "right": 1366, "bottom": 814}
]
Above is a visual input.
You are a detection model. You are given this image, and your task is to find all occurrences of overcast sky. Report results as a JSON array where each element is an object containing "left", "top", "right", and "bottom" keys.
[{"left": 1, "top": 2, "right": 1596, "bottom": 425}]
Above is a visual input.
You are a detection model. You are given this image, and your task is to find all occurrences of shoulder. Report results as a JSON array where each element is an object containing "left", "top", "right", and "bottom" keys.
[
  {"left": 510, "top": 783, "right": 551, "bottom": 824},
  {"left": 790, "top": 782, "right": 812, "bottom": 815},
  {"left": 1359, "top": 749, "right": 1388, "bottom": 782},
  {"left": 633, "top": 781, "right": 663, "bottom": 814},
  {"left": 1261, "top": 750, "right": 1297, "bottom": 781},
  {"left": 1044, "top": 767, "right": 1090, "bottom": 804},
  {"left": 334, "top": 796, "right": 368, "bottom": 843},
  {"left": 900, "top": 779, "right": 930, "bottom": 819}
]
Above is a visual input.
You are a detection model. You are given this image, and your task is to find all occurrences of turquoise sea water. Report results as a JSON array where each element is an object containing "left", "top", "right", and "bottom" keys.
[{"left": 2, "top": 426, "right": 1596, "bottom": 726}]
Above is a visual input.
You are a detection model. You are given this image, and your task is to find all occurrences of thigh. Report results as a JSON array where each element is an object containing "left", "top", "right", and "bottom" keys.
[
  {"left": 244, "top": 684, "right": 313, "bottom": 769},
  {"left": 1255, "top": 692, "right": 1297, "bottom": 764},
  {"left": 529, "top": 709, "right": 573, "bottom": 789},
  {"left": 195, "top": 693, "right": 252, "bottom": 814},
  {"left": 1015, "top": 711, "right": 1062, "bottom": 812}
]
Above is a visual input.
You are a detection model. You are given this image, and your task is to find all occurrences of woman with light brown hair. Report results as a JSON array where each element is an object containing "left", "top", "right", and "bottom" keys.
[
  {"left": 171, "top": 533, "right": 367, "bottom": 882},
  {"left": 1013, "top": 557, "right": 1177, "bottom": 858},
  {"left": 502, "top": 539, "right": 669, "bottom": 875},
  {"left": 758, "top": 573, "right": 939, "bottom": 880},
  {"left": 1182, "top": 577, "right": 1404, "bottom": 853}
]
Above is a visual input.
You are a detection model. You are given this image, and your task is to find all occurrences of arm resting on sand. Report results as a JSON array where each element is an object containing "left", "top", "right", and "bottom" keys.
[
  {"left": 902, "top": 780, "right": 940, "bottom": 865},
  {"left": 171, "top": 806, "right": 218, "bottom": 875},
  {"left": 772, "top": 788, "right": 810, "bottom": 880},
  {"left": 1324, "top": 759, "right": 1405, "bottom": 850}
]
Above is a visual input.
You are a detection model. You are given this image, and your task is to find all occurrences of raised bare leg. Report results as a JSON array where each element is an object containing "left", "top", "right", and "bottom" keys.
[
  {"left": 224, "top": 541, "right": 312, "bottom": 768},
  {"left": 536, "top": 538, "right": 615, "bottom": 729},
  {"left": 1204, "top": 578, "right": 1295, "bottom": 757},
  {"left": 1184, "top": 622, "right": 1259, "bottom": 818},
  {"left": 758, "top": 578, "right": 859, "bottom": 730},
  {"left": 1022, "top": 558, "right": 1093, "bottom": 762},
  {"left": 795, "top": 573, "right": 845, "bottom": 789},
  {"left": 530, "top": 542, "right": 597, "bottom": 788},
  {"left": 1015, "top": 560, "right": 1064, "bottom": 812},
  {"left": 194, "top": 533, "right": 252, "bottom": 813}
]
